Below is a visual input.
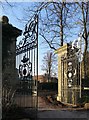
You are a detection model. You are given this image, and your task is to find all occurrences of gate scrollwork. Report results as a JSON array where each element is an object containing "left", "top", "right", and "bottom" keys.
[
  {"left": 16, "top": 14, "right": 38, "bottom": 55},
  {"left": 19, "top": 54, "right": 32, "bottom": 79}
]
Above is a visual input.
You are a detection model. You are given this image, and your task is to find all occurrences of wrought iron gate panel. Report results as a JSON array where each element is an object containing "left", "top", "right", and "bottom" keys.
[
  {"left": 15, "top": 14, "right": 38, "bottom": 112},
  {"left": 61, "top": 51, "right": 80, "bottom": 104}
]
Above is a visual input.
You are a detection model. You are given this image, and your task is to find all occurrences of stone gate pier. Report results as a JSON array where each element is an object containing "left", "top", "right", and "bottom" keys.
[
  {"left": 56, "top": 44, "right": 68, "bottom": 102},
  {"left": 55, "top": 43, "right": 81, "bottom": 105}
]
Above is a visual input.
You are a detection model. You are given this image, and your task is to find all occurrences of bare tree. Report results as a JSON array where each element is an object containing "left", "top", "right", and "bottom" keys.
[
  {"left": 24, "top": 2, "right": 86, "bottom": 50},
  {"left": 1, "top": 2, "right": 84, "bottom": 49},
  {"left": 2, "top": 2, "right": 88, "bottom": 50},
  {"left": 41, "top": 51, "right": 57, "bottom": 82},
  {"left": 2, "top": 1, "right": 89, "bottom": 77},
  {"left": 39, "top": 2, "right": 68, "bottom": 48},
  {"left": 23, "top": 2, "right": 75, "bottom": 50}
]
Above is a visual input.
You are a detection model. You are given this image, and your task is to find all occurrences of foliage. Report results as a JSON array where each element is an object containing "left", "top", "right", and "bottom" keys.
[
  {"left": 78, "top": 95, "right": 89, "bottom": 104},
  {"left": 38, "top": 82, "right": 58, "bottom": 91},
  {"left": 2, "top": 104, "right": 31, "bottom": 120},
  {"left": 82, "top": 77, "right": 89, "bottom": 87},
  {"left": 78, "top": 77, "right": 89, "bottom": 104}
]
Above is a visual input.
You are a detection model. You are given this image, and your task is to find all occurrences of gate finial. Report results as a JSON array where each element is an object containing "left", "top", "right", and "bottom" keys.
[{"left": 0, "top": 16, "right": 9, "bottom": 24}]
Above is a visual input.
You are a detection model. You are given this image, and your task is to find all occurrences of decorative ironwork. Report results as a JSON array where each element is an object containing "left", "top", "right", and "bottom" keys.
[
  {"left": 61, "top": 44, "right": 80, "bottom": 104},
  {"left": 61, "top": 46, "right": 79, "bottom": 88},
  {"left": 71, "top": 32, "right": 85, "bottom": 62},
  {"left": 15, "top": 14, "right": 38, "bottom": 118},
  {"left": 67, "top": 56, "right": 78, "bottom": 88},
  {"left": 16, "top": 14, "right": 38, "bottom": 55},
  {"left": 19, "top": 54, "right": 32, "bottom": 79}
]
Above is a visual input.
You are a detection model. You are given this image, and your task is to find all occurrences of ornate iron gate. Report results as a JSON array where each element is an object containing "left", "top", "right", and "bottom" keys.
[
  {"left": 15, "top": 14, "right": 38, "bottom": 116},
  {"left": 61, "top": 46, "right": 80, "bottom": 104}
]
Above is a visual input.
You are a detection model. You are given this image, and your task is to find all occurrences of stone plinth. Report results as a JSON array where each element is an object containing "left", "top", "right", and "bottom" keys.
[{"left": 84, "top": 103, "right": 89, "bottom": 109}]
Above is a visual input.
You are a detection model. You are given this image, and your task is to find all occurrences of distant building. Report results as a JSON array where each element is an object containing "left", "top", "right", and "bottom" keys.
[
  {"left": 33, "top": 75, "right": 58, "bottom": 83},
  {"left": 33, "top": 75, "right": 45, "bottom": 83},
  {"left": 51, "top": 76, "right": 58, "bottom": 83}
]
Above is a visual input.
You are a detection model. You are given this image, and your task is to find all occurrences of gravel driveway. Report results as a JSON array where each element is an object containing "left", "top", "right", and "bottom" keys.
[{"left": 37, "top": 96, "right": 89, "bottom": 120}]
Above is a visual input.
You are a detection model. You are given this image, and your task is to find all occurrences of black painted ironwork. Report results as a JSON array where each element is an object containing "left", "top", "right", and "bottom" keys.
[
  {"left": 61, "top": 45, "right": 80, "bottom": 104},
  {"left": 16, "top": 14, "right": 38, "bottom": 55},
  {"left": 15, "top": 14, "right": 38, "bottom": 119},
  {"left": 19, "top": 54, "right": 32, "bottom": 79}
]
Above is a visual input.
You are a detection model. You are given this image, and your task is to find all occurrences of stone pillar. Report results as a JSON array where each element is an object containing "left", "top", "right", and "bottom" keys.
[
  {"left": 2, "top": 16, "right": 22, "bottom": 85},
  {"left": 1, "top": 16, "right": 22, "bottom": 116},
  {"left": 55, "top": 44, "right": 69, "bottom": 102}
]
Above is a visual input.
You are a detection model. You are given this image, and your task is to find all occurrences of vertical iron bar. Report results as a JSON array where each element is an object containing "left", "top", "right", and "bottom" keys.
[
  {"left": 36, "top": 14, "right": 38, "bottom": 116},
  {"left": 80, "top": 62, "right": 82, "bottom": 98},
  {"left": 80, "top": 38, "right": 82, "bottom": 98},
  {"left": 34, "top": 48, "right": 35, "bottom": 77},
  {"left": 61, "top": 57, "right": 63, "bottom": 102},
  {"left": 33, "top": 48, "right": 35, "bottom": 108},
  {"left": 29, "top": 50, "right": 30, "bottom": 63},
  {"left": 31, "top": 49, "right": 33, "bottom": 108}
]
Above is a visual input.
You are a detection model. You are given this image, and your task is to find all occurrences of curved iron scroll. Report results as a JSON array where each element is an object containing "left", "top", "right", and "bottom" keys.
[
  {"left": 16, "top": 14, "right": 38, "bottom": 55},
  {"left": 19, "top": 54, "right": 32, "bottom": 79}
]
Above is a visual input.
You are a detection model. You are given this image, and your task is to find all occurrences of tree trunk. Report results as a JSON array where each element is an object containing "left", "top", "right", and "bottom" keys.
[
  {"left": 60, "top": 7, "right": 63, "bottom": 46},
  {"left": 83, "top": 36, "right": 88, "bottom": 78},
  {"left": 82, "top": 2, "right": 88, "bottom": 78}
]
